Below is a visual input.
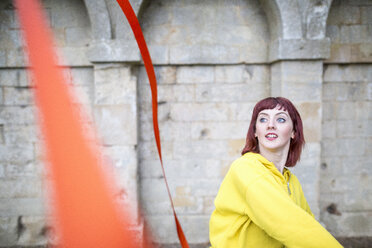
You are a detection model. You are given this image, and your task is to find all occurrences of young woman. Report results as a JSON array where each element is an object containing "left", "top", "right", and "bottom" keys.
[{"left": 209, "top": 97, "right": 343, "bottom": 248}]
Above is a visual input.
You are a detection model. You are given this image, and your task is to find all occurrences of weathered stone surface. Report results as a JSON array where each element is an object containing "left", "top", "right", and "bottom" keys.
[
  {"left": 0, "top": 198, "right": 45, "bottom": 217},
  {"left": 94, "top": 105, "right": 137, "bottom": 145},
  {"left": 0, "top": 217, "right": 18, "bottom": 246},
  {"left": 176, "top": 66, "right": 214, "bottom": 84},
  {"left": 141, "top": 0, "right": 269, "bottom": 64},
  {"left": 270, "top": 38, "right": 331, "bottom": 61},
  {"left": 0, "top": 0, "right": 371, "bottom": 246},
  {"left": 3, "top": 87, "right": 33, "bottom": 106}
]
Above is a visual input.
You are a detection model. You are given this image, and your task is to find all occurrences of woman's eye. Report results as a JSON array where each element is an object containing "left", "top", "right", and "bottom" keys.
[
  {"left": 259, "top": 118, "right": 267, "bottom": 123},
  {"left": 277, "top": 118, "right": 286, "bottom": 123}
]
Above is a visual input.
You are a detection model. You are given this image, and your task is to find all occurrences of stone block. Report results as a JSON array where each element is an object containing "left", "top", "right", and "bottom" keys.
[
  {"left": 337, "top": 138, "right": 366, "bottom": 156},
  {"left": 190, "top": 121, "right": 247, "bottom": 140},
  {"left": 3, "top": 87, "right": 33, "bottom": 106},
  {"left": 0, "top": 50, "right": 6, "bottom": 67},
  {"left": 343, "top": 181, "right": 372, "bottom": 211},
  {"left": 326, "top": 212, "right": 372, "bottom": 237},
  {"left": 328, "top": 6, "right": 361, "bottom": 25},
  {"left": 349, "top": 25, "right": 369, "bottom": 43},
  {"left": 70, "top": 68, "right": 93, "bottom": 86},
  {"left": 195, "top": 83, "right": 267, "bottom": 103},
  {"left": 297, "top": 102, "right": 321, "bottom": 142},
  {"left": 0, "top": 124, "right": 3, "bottom": 144},
  {"left": 138, "top": 140, "right": 173, "bottom": 161},
  {"left": 353, "top": 43, "right": 372, "bottom": 62},
  {"left": 368, "top": 83, "right": 372, "bottom": 100},
  {"left": 270, "top": 39, "right": 330, "bottom": 61},
  {"left": 140, "top": 178, "right": 173, "bottom": 215},
  {"left": 158, "top": 84, "right": 195, "bottom": 103},
  {"left": 280, "top": 61, "right": 323, "bottom": 83},
  {"left": 159, "top": 121, "right": 192, "bottom": 142},
  {"left": 0, "top": 145, "right": 34, "bottom": 164},
  {"left": 335, "top": 101, "right": 357, "bottom": 120},
  {"left": 214, "top": 65, "right": 246, "bottom": 84},
  {"left": 58, "top": 47, "right": 90, "bottom": 66},
  {"left": 335, "top": 81, "right": 368, "bottom": 101},
  {"left": 0, "top": 198, "right": 45, "bottom": 217},
  {"left": 170, "top": 103, "right": 233, "bottom": 121},
  {"left": 170, "top": 44, "right": 242, "bottom": 64},
  {"left": 154, "top": 66, "right": 177, "bottom": 85},
  {"left": 65, "top": 27, "right": 90, "bottom": 46},
  {"left": 145, "top": 214, "right": 211, "bottom": 244},
  {"left": 171, "top": 5, "right": 207, "bottom": 26},
  {"left": 323, "top": 65, "right": 342, "bottom": 82},
  {"left": 94, "top": 105, "right": 137, "bottom": 145},
  {"left": 0, "top": 216, "right": 17, "bottom": 246},
  {"left": 327, "top": 44, "right": 352, "bottom": 63},
  {"left": 101, "top": 145, "right": 137, "bottom": 170},
  {"left": 340, "top": 26, "right": 352, "bottom": 44},
  {"left": 16, "top": 215, "right": 47, "bottom": 246},
  {"left": 320, "top": 156, "right": 343, "bottom": 176},
  {"left": 94, "top": 66, "right": 136, "bottom": 105},
  {"left": 322, "top": 102, "right": 338, "bottom": 121},
  {"left": 50, "top": 0, "right": 90, "bottom": 28},
  {"left": 6, "top": 49, "right": 27, "bottom": 67},
  {"left": 141, "top": 1, "right": 171, "bottom": 27},
  {"left": 321, "top": 139, "right": 339, "bottom": 157},
  {"left": 5, "top": 162, "right": 41, "bottom": 179},
  {"left": 88, "top": 39, "right": 141, "bottom": 63},
  {"left": 361, "top": 7, "right": 372, "bottom": 24},
  {"left": 324, "top": 64, "right": 371, "bottom": 82},
  {"left": 336, "top": 119, "right": 367, "bottom": 137},
  {"left": 148, "top": 45, "right": 169, "bottom": 64},
  {"left": 0, "top": 178, "right": 42, "bottom": 198},
  {"left": 345, "top": 0, "right": 372, "bottom": 6},
  {"left": 172, "top": 140, "right": 230, "bottom": 160},
  {"left": 322, "top": 82, "right": 337, "bottom": 101},
  {"left": 326, "top": 25, "right": 340, "bottom": 42},
  {"left": 0, "top": 70, "right": 17, "bottom": 87},
  {"left": 322, "top": 120, "right": 337, "bottom": 139},
  {"left": 232, "top": 102, "right": 256, "bottom": 121},
  {"left": 176, "top": 66, "right": 214, "bottom": 84},
  {"left": 177, "top": 215, "right": 210, "bottom": 243},
  {"left": 144, "top": 215, "right": 178, "bottom": 243},
  {"left": 282, "top": 82, "right": 322, "bottom": 102},
  {"left": 140, "top": 158, "right": 223, "bottom": 180}
]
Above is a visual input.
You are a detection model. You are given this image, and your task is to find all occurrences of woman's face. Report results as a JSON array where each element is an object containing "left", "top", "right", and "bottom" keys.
[{"left": 255, "top": 106, "right": 294, "bottom": 153}]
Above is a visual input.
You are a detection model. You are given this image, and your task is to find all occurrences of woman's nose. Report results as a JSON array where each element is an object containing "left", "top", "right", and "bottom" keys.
[{"left": 267, "top": 119, "right": 276, "bottom": 129}]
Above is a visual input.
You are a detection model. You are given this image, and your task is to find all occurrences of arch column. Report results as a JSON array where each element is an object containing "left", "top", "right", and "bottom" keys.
[{"left": 82, "top": 0, "right": 147, "bottom": 245}]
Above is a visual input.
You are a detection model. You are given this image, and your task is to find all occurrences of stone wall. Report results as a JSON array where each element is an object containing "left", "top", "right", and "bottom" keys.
[
  {"left": 319, "top": 0, "right": 372, "bottom": 239},
  {"left": 138, "top": 64, "right": 270, "bottom": 243},
  {"left": 0, "top": 0, "right": 371, "bottom": 247}
]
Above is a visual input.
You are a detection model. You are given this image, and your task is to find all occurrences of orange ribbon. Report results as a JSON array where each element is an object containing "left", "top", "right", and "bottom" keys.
[
  {"left": 15, "top": 0, "right": 139, "bottom": 247},
  {"left": 116, "top": 1, "right": 190, "bottom": 247}
]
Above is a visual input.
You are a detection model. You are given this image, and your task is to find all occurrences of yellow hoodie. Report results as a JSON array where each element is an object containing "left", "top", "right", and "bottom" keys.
[{"left": 209, "top": 152, "right": 343, "bottom": 248}]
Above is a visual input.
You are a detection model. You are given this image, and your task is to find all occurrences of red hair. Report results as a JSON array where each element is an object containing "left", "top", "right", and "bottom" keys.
[{"left": 241, "top": 97, "right": 305, "bottom": 167}]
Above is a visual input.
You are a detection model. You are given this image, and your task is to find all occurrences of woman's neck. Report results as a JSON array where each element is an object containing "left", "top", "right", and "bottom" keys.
[{"left": 259, "top": 145, "right": 290, "bottom": 174}]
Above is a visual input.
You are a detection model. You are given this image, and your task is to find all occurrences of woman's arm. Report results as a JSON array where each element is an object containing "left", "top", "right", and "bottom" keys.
[{"left": 243, "top": 174, "right": 343, "bottom": 248}]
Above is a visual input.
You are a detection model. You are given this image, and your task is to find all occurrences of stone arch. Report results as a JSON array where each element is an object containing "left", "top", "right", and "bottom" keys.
[
  {"left": 305, "top": 0, "right": 333, "bottom": 39},
  {"left": 261, "top": 0, "right": 303, "bottom": 41},
  {"left": 83, "top": 0, "right": 112, "bottom": 40},
  {"left": 139, "top": 0, "right": 271, "bottom": 64}
]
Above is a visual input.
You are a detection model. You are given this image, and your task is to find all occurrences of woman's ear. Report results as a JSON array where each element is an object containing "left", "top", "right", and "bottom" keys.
[{"left": 291, "top": 131, "right": 295, "bottom": 139}]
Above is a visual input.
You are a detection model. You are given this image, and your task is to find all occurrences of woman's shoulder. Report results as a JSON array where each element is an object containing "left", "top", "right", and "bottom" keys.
[{"left": 228, "top": 153, "right": 268, "bottom": 178}]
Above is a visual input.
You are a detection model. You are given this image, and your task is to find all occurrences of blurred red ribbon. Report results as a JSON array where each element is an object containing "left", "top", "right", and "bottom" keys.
[
  {"left": 116, "top": 1, "right": 190, "bottom": 247},
  {"left": 15, "top": 0, "right": 140, "bottom": 247}
]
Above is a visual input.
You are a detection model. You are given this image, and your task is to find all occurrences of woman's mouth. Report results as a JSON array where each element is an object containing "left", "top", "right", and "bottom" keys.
[{"left": 265, "top": 133, "right": 278, "bottom": 141}]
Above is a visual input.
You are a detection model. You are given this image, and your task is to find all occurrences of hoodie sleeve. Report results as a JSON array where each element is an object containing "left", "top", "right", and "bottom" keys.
[{"left": 242, "top": 173, "right": 343, "bottom": 248}]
